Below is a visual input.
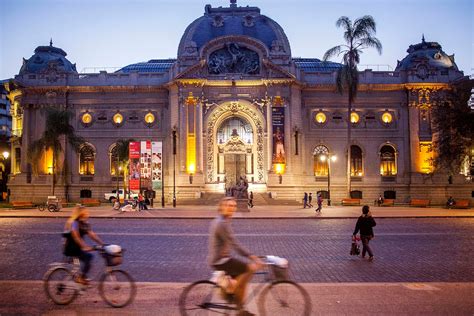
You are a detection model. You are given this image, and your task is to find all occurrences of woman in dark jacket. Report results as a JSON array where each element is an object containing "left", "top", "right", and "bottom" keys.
[{"left": 353, "top": 205, "right": 376, "bottom": 260}]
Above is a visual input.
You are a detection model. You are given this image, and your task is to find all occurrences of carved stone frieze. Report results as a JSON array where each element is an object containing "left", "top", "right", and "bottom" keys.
[
  {"left": 408, "top": 87, "right": 442, "bottom": 108},
  {"left": 208, "top": 43, "right": 260, "bottom": 75}
]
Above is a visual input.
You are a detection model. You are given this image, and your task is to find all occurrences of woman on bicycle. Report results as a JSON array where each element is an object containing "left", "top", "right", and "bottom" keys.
[
  {"left": 63, "top": 205, "right": 104, "bottom": 285},
  {"left": 208, "top": 197, "right": 263, "bottom": 316}
]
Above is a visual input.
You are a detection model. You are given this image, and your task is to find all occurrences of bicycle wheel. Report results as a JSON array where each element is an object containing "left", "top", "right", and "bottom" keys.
[
  {"left": 38, "top": 204, "right": 46, "bottom": 211},
  {"left": 48, "top": 204, "right": 57, "bottom": 212},
  {"left": 258, "top": 280, "right": 311, "bottom": 316},
  {"left": 43, "top": 267, "right": 78, "bottom": 305},
  {"left": 99, "top": 269, "right": 136, "bottom": 308},
  {"left": 179, "top": 280, "right": 236, "bottom": 315}
]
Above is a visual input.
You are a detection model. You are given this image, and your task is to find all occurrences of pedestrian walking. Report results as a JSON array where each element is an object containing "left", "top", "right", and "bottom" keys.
[
  {"left": 377, "top": 194, "right": 384, "bottom": 206},
  {"left": 308, "top": 193, "right": 313, "bottom": 208},
  {"left": 302, "top": 192, "right": 308, "bottom": 208},
  {"left": 248, "top": 191, "right": 254, "bottom": 208},
  {"left": 352, "top": 205, "right": 376, "bottom": 260},
  {"left": 138, "top": 193, "right": 145, "bottom": 211},
  {"left": 315, "top": 193, "right": 323, "bottom": 213}
]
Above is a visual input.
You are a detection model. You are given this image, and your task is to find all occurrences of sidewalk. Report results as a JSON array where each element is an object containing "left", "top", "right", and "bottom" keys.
[
  {"left": 0, "top": 203, "right": 472, "bottom": 219},
  {"left": 1, "top": 281, "right": 473, "bottom": 315}
]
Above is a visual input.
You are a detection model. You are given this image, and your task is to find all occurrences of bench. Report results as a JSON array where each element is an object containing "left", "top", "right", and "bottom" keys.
[
  {"left": 341, "top": 198, "right": 361, "bottom": 206},
  {"left": 11, "top": 201, "right": 34, "bottom": 209},
  {"left": 381, "top": 199, "right": 395, "bottom": 207},
  {"left": 81, "top": 198, "right": 101, "bottom": 207},
  {"left": 450, "top": 199, "right": 471, "bottom": 209},
  {"left": 410, "top": 199, "right": 430, "bottom": 207}
]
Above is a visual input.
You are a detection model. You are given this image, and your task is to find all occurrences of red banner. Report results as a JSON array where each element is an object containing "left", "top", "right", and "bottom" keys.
[{"left": 129, "top": 142, "right": 140, "bottom": 192}]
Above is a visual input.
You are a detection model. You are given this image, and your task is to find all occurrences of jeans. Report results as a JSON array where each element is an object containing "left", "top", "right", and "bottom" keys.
[
  {"left": 78, "top": 251, "right": 94, "bottom": 277},
  {"left": 361, "top": 235, "right": 373, "bottom": 257}
]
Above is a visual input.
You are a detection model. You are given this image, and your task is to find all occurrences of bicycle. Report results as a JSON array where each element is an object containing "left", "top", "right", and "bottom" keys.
[
  {"left": 178, "top": 255, "right": 311, "bottom": 316},
  {"left": 37, "top": 203, "right": 46, "bottom": 212},
  {"left": 43, "top": 244, "right": 136, "bottom": 308}
]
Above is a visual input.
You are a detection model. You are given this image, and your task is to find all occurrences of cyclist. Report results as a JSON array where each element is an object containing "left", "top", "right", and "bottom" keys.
[
  {"left": 63, "top": 205, "right": 104, "bottom": 285},
  {"left": 208, "top": 196, "right": 263, "bottom": 316}
]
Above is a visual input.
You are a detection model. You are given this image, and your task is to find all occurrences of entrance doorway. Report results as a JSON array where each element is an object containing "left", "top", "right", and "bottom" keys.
[{"left": 225, "top": 154, "right": 246, "bottom": 188}]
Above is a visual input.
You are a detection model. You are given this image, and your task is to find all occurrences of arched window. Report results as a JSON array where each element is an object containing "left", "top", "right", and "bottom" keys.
[
  {"left": 79, "top": 144, "right": 95, "bottom": 175},
  {"left": 217, "top": 117, "right": 253, "bottom": 144},
  {"left": 380, "top": 145, "right": 397, "bottom": 176},
  {"left": 110, "top": 144, "right": 119, "bottom": 176},
  {"left": 313, "top": 145, "right": 329, "bottom": 176},
  {"left": 351, "top": 145, "right": 363, "bottom": 176}
]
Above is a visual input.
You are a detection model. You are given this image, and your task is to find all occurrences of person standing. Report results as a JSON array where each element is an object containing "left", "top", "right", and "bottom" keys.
[
  {"left": 138, "top": 193, "right": 145, "bottom": 211},
  {"left": 248, "top": 191, "right": 254, "bottom": 208},
  {"left": 377, "top": 195, "right": 384, "bottom": 206},
  {"left": 353, "top": 205, "right": 376, "bottom": 260},
  {"left": 315, "top": 193, "right": 323, "bottom": 213},
  {"left": 303, "top": 192, "right": 308, "bottom": 208},
  {"left": 308, "top": 193, "right": 313, "bottom": 208},
  {"left": 209, "top": 197, "right": 263, "bottom": 315}
]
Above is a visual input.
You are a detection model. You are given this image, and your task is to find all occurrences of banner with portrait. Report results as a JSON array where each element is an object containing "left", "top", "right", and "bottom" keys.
[
  {"left": 151, "top": 141, "right": 163, "bottom": 190},
  {"left": 129, "top": 142, "right": 140, "bottom": 192},
  {"left": 140, "top": 141, "right": 152, "bottom": 190},
  {"left": 272, "top": 106, "right": 285, "bottom": 163}
]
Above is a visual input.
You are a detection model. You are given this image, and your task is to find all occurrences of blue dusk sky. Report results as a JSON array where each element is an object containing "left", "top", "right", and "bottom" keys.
[{"left": 0, "top": 0, "right": 472, "bottom": 79}]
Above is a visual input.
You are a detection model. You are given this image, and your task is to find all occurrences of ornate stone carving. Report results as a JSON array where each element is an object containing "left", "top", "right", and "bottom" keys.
[
  {"left": 243, "top": 15, "right": 255, "bottom": 27},
  {"left": 206, "top": 102, "right": 264, "bottom": 183},
  {"left": 208, "top": 43, "right": 260, "bottom": 75},
  {"left": 212, "top": 15, "right": 224, "bottom": 27},
  {"left": 408, "top": 87, "right": 442, "bottom": 109}
]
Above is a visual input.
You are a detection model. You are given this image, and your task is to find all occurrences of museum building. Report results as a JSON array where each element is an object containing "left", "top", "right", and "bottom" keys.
[{"left": 3, "top": 1, "right": 473, "bottom": 205}]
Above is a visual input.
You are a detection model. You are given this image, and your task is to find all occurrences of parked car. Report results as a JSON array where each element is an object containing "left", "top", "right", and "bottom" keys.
[{"left": 104, "top": 190, "right": 138, "bottom": 202}]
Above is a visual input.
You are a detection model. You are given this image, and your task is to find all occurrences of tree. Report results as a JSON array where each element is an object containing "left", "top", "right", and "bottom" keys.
[
  {"left": 323, "top": 16, "right": 382, "bottom": 195},
  {"left": 27, "top": 107, "right": 84, "bottom": 196},
  {"left": 432, "top": 79, "right": 474, "bottom": 180},
  {"left": 113, "top": 138, "right": 135, "bottom": 199}
]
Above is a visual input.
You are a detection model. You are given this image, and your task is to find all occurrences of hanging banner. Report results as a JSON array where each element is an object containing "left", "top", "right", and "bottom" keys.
[
  {"left": 140, "top": 141, "right": 152, "bottom": 190},
  {"left": 272, "top": 106, "right": 285, "bottom": 163},
  {"left": 129, "top": 142, "right": 140, "bottom": 192},
  {"left": 152, "top": 141, "right": 163, "bottom": 190}
]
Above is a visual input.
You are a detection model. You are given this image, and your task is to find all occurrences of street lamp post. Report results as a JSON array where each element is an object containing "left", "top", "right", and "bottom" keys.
[
  {"left": 172, "top": 128, "right": 177, "bottom": 208},
  {"left": 320, "top": 154, "right": 337, "bottom": 206}
]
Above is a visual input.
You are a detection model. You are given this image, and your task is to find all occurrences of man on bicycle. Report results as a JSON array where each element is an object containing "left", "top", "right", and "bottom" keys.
[
  {"left": 209, "top": 197, "right": 263, "bottom": 316},
  {"left": 64, "top": 205, "right": 104, "bottom": 285}
]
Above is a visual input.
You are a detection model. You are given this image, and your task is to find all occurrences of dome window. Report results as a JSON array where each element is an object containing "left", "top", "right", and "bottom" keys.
[
  {"left": 144, "top": 112, "right": 155, "bottom": 126},
  {"left": 350, "top": 112, "right": 360, "bottom": 124},
  {"left": 81, "top": 112, "right": 92, "bottom": 126},
  {"left": 315, "top": 112, "right": 326, "bottom": 124},
  {"left": 381, "top": 112, "right": 393, "bottom": 124},
  {"left": 113, "top": 113, "right": 123, "bottom": 126}
]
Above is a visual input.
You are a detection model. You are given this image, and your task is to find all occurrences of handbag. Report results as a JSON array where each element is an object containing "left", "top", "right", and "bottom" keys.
[
  {"left": 62, "top": 231, "right": 81, "bottom": 256},
  {"left": 350, "top": 236, "right": 360, "bottom": 256}
]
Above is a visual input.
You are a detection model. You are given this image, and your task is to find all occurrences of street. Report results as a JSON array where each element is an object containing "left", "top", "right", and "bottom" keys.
[
  {"left": 0, "top": 218, "right": 473, "bottom": 282},
  {"left": 0, "top": 217, "right": 473, "bottom": 315}
]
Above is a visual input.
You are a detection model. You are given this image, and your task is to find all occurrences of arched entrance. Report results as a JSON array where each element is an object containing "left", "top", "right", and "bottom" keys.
[
  {"left": 217, "top": 116, "right": 253, "bottom": 189},
  {"left": 205, "top": 101, "right": 266, "bottom": 188}
]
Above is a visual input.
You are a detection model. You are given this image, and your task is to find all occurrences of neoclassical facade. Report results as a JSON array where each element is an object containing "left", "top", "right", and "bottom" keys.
[{"left": 4, "top": 1, "right": 473, "bottom": 204}]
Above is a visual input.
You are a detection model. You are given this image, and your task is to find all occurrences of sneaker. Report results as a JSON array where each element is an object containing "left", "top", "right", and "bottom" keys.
[
  {"left": 368, "top": 256, "right": 374, "bottom": 261},
  {"left": 74, "top": 275, "right": 89, "bottom": 285}
]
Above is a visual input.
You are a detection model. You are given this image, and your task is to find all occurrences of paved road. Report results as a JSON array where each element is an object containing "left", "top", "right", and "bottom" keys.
[{"left": 1, "top": 218, "right": 473, "bottom": 283}]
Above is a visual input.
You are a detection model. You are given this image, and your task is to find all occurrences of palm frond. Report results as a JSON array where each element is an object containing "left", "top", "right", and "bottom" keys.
[
  {"left": 357, "top": 37, "right": 382, "bottom": 55},
  {"left": 353, "top": 16, "right": 376, "bottom": 38},
  {"left": 323, "top": 45, "right": 343, "bottom": 61}
]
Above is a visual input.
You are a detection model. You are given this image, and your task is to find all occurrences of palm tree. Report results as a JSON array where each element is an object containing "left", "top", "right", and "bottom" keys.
[
  {"left": 113, "top": 138, "right": 135, "bottom": 200},
  {"left": 323, "top": 15, "right": 382, "bottom": 196},
  {"left": 28, "top": 107, "right": 84, "bottom": 196}
]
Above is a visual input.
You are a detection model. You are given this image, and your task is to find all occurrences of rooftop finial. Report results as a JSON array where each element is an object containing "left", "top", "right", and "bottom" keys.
[
  {"left": 422, "top": 34, "right": 425, "bottom": 43},
  {"left": 230, "top": 0, "right": 237, "bottom": 8},
  {"left": 50, "top": 38, "right": 53, "bottom": 46}
]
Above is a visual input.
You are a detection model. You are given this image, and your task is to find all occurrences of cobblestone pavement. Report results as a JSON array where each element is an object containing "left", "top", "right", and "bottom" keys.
[{"left": 0, "top": 218, "right": 473, "bottom": 283}]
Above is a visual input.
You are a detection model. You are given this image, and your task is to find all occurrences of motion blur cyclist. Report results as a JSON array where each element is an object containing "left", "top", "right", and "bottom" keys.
[
  {"left": 63, "top": 205, "right": 104, "bottom": 285},
  {"left": 209, "top": 196, "right": 263, "bottom": 316}
]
